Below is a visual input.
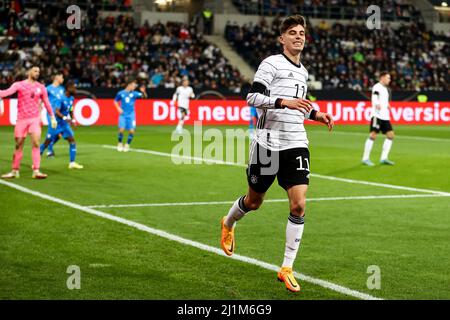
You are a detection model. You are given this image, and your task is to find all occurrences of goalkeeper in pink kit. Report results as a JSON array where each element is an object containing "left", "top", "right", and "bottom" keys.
[{"left": 0, "top": 66, "right": 57, "bottom": 179}]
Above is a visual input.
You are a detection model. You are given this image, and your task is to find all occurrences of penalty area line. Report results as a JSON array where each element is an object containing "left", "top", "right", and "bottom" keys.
[
  {"left": 0, "top": 179, "right": 382, "bottom": 300},
  {"left": 86, "top": 193, "right": 447, "bottom": 209}
]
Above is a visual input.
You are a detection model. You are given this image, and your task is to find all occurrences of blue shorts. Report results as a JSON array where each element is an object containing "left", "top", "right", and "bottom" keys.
[
  {"left": 54, "top": 121, "right": 74, "bottom": 139},
  {"left": 119, "top": 114, "right": 136, "bottom": 130}
]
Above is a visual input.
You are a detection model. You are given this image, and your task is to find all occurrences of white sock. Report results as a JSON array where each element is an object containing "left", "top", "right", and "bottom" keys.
[
  {"left": 381, "top": 138, "right": 393, "bottom": 160},
  {"left": 177, "top": 119, "right": 184, "bottom": 129},
  {"left": 282, "top": 215, "right": 305, "bottom": 268},
  {"left": 224, "top": 196, "right": 249, "bottom": 229},
  {"left": 362, "top": 138, "right": 374, "bottom": 161}
]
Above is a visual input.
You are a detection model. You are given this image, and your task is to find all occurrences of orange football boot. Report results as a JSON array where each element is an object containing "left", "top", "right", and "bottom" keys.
[
  {"left": 221, "top": 216, "right": 235, "bottom": 256},
  {"left": 277, "top": 267, "right": 301, "bottom": 292}
]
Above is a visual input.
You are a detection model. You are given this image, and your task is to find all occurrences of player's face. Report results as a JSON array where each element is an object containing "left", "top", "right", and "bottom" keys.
[
  {"left": 29, "top": 67, "right": 40, "bottom": 80},
  {"left": 55, "top": 74, "right": 64, "bottom": 85},
  {"left": 67, "top": 85, "right": 76, "bottom": 96},
  {"left": 382, "top": 74, "right": 391, "bottom": 86},
  {"left": 182, "top": 80, "right": 189, "bottom": 86},
  {"left": 128, "top": 82, "right": 137, "bottom": 91},
  {"left": 280, "top": 24, "right": 306, "bottom": 54}
]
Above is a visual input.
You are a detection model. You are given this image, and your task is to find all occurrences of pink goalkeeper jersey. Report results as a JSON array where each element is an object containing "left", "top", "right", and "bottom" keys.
[{"left": 0, "top": 80, "right": 54, "bottom": 120}]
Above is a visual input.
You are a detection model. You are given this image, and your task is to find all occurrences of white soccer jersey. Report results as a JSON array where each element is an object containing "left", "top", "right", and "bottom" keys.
[
  {"left": 371, "top": 82, "right": 391, "bottom": 120},
  {"left": 247, "top": 53, "right": 312, "bottom": 151},
  {"left": 172, "top": 86, "right": 195, "bottom": 109}
]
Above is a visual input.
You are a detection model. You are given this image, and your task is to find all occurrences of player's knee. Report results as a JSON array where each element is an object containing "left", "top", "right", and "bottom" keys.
[
  {"left": 369, "top": 133, "right": 377, "bottom": 140},
  {"left": 387, "top": 132, "right": 394, "bottom": 139},
  {"left": 290, "top": 199, "right": 306, "bottom": 217},
  {"left": 15, "top": 140, "right": 24, "bottom": 149}
]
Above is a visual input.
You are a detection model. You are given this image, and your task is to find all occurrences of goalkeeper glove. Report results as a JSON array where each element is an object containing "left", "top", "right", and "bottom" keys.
[{"left": 50, "top": 116, "right": 57, "bottom": 129}]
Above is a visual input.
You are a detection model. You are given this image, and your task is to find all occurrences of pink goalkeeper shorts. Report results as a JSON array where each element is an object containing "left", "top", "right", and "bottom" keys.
[{"left": 14, "top": 117, "right": 41, "bottom": 138}]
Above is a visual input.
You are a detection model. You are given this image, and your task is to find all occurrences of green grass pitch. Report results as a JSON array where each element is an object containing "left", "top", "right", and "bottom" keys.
[{"left": 0, "top": 124, "right": 449, "bottom": 299}]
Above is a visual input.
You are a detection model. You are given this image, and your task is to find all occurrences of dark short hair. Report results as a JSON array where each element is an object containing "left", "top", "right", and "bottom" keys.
[
  {"left": 279, "top": 15, "right": 307, "bottom": 35},
  {"left": 126, "top": 78, "right": 137, "bottom": 85},
  {"left": 65, "top": 81, "right": 76, "bottom": 91},
  {"left": 52, "top": 72, "right": 63, "bottom": 79},
  {"left": 379, "top": 71, "right": 390, "bottom": 78}
]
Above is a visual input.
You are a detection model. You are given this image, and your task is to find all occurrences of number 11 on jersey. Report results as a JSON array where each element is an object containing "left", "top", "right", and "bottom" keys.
[
  {"left": 293, "top": 84, "right": 306, "bottom": 99},
  {"left": 296, "top": 156, "right": 310, "bottom": 171}
]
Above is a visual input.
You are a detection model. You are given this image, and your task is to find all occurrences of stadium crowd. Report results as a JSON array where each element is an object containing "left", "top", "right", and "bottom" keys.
[
  {"left": 232, "top": 0, "right": 421, "bottom": 22},
  {"left": 0, "top": 3, "right": 246, "bottom": 91},
  {"left": 225, "top": 18, "right": 449, "bottom": 91}
]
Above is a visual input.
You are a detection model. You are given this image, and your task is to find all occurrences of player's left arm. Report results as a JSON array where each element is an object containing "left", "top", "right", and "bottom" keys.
[
  {"left": 310, "top": 110, "right": 334, "bottom": 131},
  {"left": 0, "top": 98, "right": 4, "bottom": 116},
  {"left": 69, "top": 99, "right": 77, "bottom": 127}
]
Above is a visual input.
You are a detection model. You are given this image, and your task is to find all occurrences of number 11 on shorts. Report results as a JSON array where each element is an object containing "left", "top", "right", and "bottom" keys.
[{"left": 296, "top": 156, "right": 310, "bottom": 171}]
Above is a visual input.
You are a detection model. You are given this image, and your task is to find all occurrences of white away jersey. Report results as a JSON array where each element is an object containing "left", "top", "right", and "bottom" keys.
[
  {"left": 172, "top": 86, "right": 195, "bottom": 109},
  {"left": 371, "top": 82, "right": 391, "bottom": 120},
  {"left": 248, "top": 54, "right": 311, "bottom": 151}
]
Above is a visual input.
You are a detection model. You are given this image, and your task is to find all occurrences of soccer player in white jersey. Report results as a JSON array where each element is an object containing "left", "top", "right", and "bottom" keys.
[
  {"left": 362, "top": 71, "right": 395, "bottom": 166},
  {"left": 172, "top": 78, "right": 195, "bottom": 133},
  {"left": 220, "top": 15, "right": 334, "bottom": 293}
]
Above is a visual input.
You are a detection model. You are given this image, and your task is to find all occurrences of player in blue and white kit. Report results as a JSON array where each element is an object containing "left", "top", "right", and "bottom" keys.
[
  {"left": 40, "top": 73, "right": 64, "bottom": 157},
  {"left": 114, "top": 79, "right": 147, "bottom": 152},
  {"left": 53, "top": 83, "right": 83, "bottom": 169}
]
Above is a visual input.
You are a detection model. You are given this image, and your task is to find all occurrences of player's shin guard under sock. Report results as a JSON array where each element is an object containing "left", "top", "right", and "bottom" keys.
[
  {"left": 381, "top": 138, "right": 393, "bottom": 160},
  {"left": 127, "top": 134, "right": 134, "bottom": 145},
  {"left": 69, "top": 143, "right": 77, "bottom": 162},
  {"left": 118, "top": 132, "right": 124, "bottom": 143},
  {"left": 362, "top": 137, "right": 374, "bottom": 161},
  {"left": 282, "top": 214, "right": 305, "bottom": 268},
  {"left": 224, "top": 195, "right": 250, "bottom": 229},
  {"left": 31, "top": 147, "right": 40, "bottom": 170},
  {"left": 12, "top": 149, "right": 24, "bottom": 170}
]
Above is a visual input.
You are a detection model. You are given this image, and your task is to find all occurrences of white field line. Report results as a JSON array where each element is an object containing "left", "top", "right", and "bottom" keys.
[
  {"left": 314, "top": 130, "right": 450, "bottom": 143},
  {"left": 101, "top": 145, "right": 450, "bottom": 196},
  {"left": 0, "top": 179, "right": 382, "bottom": 300},
  {"left": 86, "top": 194, "right": 447, "bottom": 209}
]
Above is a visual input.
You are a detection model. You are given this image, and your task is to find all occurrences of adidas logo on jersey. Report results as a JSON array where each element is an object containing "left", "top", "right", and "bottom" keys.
[{"left": 288, "top": 72, "right": 294, "bottom": 78}]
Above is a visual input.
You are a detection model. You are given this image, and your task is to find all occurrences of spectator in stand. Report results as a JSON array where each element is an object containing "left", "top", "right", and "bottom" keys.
[
  {"left": 225, "top": 17, "right": 448, "bottom": 91},
  {"left": 1, "top": 5, "right": 247, "bottom": 90}
]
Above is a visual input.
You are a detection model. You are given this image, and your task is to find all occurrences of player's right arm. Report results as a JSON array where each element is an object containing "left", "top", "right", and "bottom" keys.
[
  {"left": 0, "top": 82, "right": 19, "bottom": 98},
  {"left": 172, "top": 87, "right": 179, "bottom": 104},
  {"left": 246, "top": 59, "right": 312, "bottom": 114},
  {"left": 372, "top": 84, "right": 381, "bottom": 111},
  {"left": 114, "top": 92, "right": 123, "bottom": 114},
  {"left": 55, "top": 106, "right": 65, "bottom": 120}
]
